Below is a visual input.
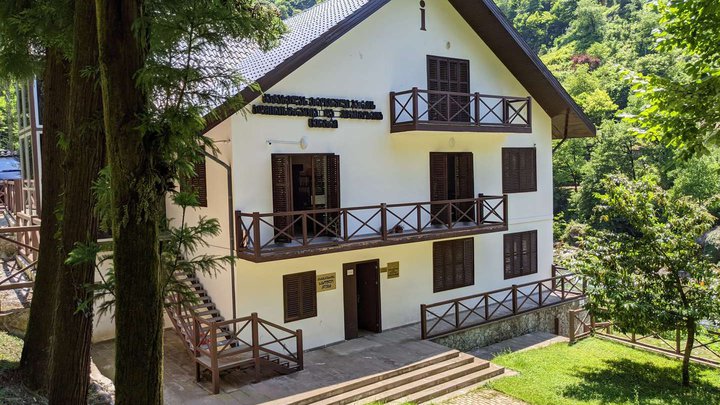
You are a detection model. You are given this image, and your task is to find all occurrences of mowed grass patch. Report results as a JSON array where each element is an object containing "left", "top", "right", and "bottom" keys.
[{"left": 488, "top": 337, "right": 720, "bottom": 405}]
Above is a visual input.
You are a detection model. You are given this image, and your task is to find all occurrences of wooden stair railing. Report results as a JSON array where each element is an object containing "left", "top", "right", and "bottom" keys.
[{"left": 164, "top": 272, "right": 303, "bottom": 395}]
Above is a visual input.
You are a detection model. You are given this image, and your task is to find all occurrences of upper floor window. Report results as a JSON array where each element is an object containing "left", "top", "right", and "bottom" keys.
[
  {"left": 427, "top": 55, "right": 470, "bottom": 122},
  {"left": 182, "top": 158, "right": 207, "bottom": 207},
  {"left": 502, "top": 147, "right": 536, "bottom": 193},
  {"left": 271, "top": 154, "right": 340, "bottom": 241},
  {"left": 430, "top": 152, "right": 474, "bottom": 223},
  {"left": 503, "top": 230, "right": 537, "bottom": 279}
]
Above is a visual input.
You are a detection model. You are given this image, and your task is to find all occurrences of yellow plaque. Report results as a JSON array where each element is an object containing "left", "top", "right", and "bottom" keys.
[
  {"left": 387, "top": 262, "right": 400, "bottom": 279},
  {"left": 316, "top": 272, "right": 336, "bottom": 292}
]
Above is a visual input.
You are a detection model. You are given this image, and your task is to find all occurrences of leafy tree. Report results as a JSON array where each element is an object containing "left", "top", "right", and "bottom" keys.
[
  {"left": 0, "top": 81, "right": 18, "bottom": 150},
  {"left": 575, "top": 88, "right": 618, "bottom": 124},
  {"left": 571, "top": 175, "right": 720, "bottom": 386},
  {"left": 631, "top": 0, "right": 720, "bottom": 156},
  {"left": 562, "top": 0, "right": 608, "bottom": 51},
  {"left": 669, "top": 153, "right": 720, "bottom": 202},
  {"left": 95, "top": 0, "right": 283, "bottom": 402}
]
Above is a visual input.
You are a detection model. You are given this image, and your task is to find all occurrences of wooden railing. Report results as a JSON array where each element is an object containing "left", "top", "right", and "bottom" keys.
[
  {"left": 420, "top": 266, "right": 584, "bottom": 339},
  {"left": 0, "top": 225, "right": 41, "bottom": 293},
  {"left": 568, "top": 308, "right": 720, "bottom": 368},
  {"left": 167, "top": 296, "right": 303, "bottom": 394},
  {"left": 390, "top": 88, "right": 531, "bottom": 133},
  {"left": 236, "top": 195, "right": 508, "bottom": 261},
  {"left": 0, "top": 180, "right": 23, "bottom": 215}
]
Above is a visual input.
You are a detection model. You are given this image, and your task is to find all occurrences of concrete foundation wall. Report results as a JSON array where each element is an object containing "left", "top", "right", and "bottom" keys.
[{"left": 433, "top": 299, "right": 585, "bottom": 352}]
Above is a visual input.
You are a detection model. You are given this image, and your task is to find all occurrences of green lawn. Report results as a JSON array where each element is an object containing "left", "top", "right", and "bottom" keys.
[
  {"left": 488, "top": 338, "right": 720, "bottom": 405},
  {"left": 0, "top": 330, "right": 23, "bottom": 371},
  {"left": 0, "top": 331, "right": 46, "bottom": 404}
]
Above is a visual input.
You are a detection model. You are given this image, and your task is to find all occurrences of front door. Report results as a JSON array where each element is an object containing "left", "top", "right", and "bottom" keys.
[{"left": 343, "top": 259, "right": 381, "bottom": 340}]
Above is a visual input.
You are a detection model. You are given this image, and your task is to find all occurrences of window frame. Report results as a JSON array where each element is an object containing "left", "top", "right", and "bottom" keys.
[
  {"left": 503, "top": 230, "right": 538, "bottom": 280},
  {"left": 502, "top": 147, "right": 537, "bottom": 193},
  {"left": 182, "top": 157, "right": 207, "bottom": 207},
  {"left": 432, "top": 238, "right": 475, "bottom": 293},
  {"left": 283, "top": 270, "right": 317, "bottom": 323}
]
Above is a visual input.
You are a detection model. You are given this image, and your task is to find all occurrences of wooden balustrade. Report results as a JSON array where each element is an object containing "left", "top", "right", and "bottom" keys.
[
  {"left": 420, "top": 269, "right": 585, "bottom": 339},
  {"left": 166, "top": 296, "right": 304, "bottom": 395},
  {"left": 235, "top": 195, "right": 508, "bottom": 262},
  {"left": 390, "top": 88, "right": 532, "bottom": 133}
]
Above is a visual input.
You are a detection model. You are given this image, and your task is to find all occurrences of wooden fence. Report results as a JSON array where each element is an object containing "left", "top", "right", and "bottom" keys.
[
  {"left": 568, "top": 308, "right": 720, "bottom": 367},
  {"left": 420, "top": 266, "right": 585, "bottom": 339},
  {"left": 0, "top": 225, "right": 41, "bottom": 294}
]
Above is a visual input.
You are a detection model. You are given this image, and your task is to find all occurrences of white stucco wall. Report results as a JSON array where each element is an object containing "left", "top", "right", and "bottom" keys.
[{"left": 166, "top": 0, "right": 557, "bottom": 350}]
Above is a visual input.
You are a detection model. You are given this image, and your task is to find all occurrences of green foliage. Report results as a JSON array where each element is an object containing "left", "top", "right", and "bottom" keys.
[
  {"left": 570, "top": 176, "right": 720, "bottom": 366},
  {"left": 72, "top": 191, "right": 234, "bottom": 318},
  {"left": 561, "top": 0, "right": 609, "bottom": 52},
  {"left": 630, "top": 0, "right": 720, "bottom": 156},
  {"left": 702, "top": 226, "right": 720, "bottom": 264},
  {"left": 271, "top": 0, "right": 323, "bottom": 19},
  {"left": 668, "top": 154, "right": 720, "bottom": 202},
  {"left": 575, "top": 88, "right": 618, "bottom": 124},
  {"left": 0, "top": 81, "right": 18, "bottom": 150}
]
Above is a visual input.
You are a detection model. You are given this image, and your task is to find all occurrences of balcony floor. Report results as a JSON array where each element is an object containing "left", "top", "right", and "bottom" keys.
[{"left": 238, "top": 221, "right": 507, "bottom": 262}]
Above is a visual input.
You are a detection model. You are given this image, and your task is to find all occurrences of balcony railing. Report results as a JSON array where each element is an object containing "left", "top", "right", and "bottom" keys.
[
  {"left": 390, "top": 88, "right": 532, "bottom": 133},
  {"left": 235, "top": 195, "right": 508, "bottom": 262}
]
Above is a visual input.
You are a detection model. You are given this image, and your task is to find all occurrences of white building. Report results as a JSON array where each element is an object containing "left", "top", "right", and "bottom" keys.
[{"left": 167, "top": 0, "right": 595, "bottom": 351}]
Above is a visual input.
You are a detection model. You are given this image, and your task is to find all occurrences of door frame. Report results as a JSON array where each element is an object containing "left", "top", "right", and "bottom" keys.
[{"left": 343, "top": 259, "right": 382, "bottom": 340}]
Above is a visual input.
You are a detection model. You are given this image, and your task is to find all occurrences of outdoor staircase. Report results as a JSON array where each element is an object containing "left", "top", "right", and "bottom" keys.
[
  {"left": 269, "top": 350, "right": 504, "bottom": 405},
  {"left": 165, "top": 271, "right": 304, "bottom": 394},
  {"left": 164, "top": 271, "right": 237, "bottom": 355}
]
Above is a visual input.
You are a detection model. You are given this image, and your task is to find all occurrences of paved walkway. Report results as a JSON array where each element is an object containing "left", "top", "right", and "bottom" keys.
[
  {"left": 441, "top": 389, "right": 528, "bottom": 405},
  {"left": 93, "top": 323, "right": 457, "bottom": 404}
]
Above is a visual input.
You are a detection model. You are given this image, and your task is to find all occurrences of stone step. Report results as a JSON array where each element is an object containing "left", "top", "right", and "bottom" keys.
[
  {"left": 394, "top": 363, "right": 506, "bottom": 404},
  {"left": 352, "top": 357, "right": 492, "bottom": 405},
  {"left": 269, "top": 350, "right": 461, "bottom": 405},
  {"left": 314, "top": 354, "right": 482, "bottom": 405}
]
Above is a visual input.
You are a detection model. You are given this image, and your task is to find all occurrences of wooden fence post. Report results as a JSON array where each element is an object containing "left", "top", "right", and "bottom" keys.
[
  {"left": 380, "top": 203, "right": 388, "bottom": 240},
  {"left": 252, "top": 212, "right": 261, "bottom": 258},
  {"left": 454, "top": 301, "right": 460, "bottom": 328},
  {"left": 412, "top": 87, "right": 419, "bottom": 125},
  {"left": 420, "top": 304, "right": 427, "bottom": 339},
  {"left": 296, "top": 329, "right": 304, "bottom": 370},
  {"left": 512, "top": 285, "right": 518, "bottom": 314},
  {"left": 551, "top": 264, "right": 557, "bottom": 291},
  {"left": 210, "top": 322, "right": 220, "bottom": 394},
  {"left": 252, "top": 312, "right": 260, "bottom": 381}
]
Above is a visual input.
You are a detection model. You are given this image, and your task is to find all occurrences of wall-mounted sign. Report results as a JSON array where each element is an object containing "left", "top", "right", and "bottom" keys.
[
  {"left": 251, "top": 94, "right": 383, "bottom": 129},
  {"left": 317, "top": 272, "right": 336, "bottom": 292},
  {"left": 387, "top": 262, "right": 400, "bottom": 279}
]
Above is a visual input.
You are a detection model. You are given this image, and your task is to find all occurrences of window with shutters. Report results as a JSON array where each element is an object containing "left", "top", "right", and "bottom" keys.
[
  {"left": 433, "top": 238, "right": 474, "bottom": 292},
  {"left": 430, "top": 152, "right": 474, "bottom": 223},
  {"left": 283, "top": 271, "right": 317, "bottom": 322},
  {"left": 271, "top": 154, "right": 340, "bottom": 241},
  {"left": 503, "top": 230, "right": 537, "bottom": 279},
  {"left": 427, "top": 55, "right": 470, "bottom": 122},
  {"left": 502, "top": 148, "right": 536, "bottom": 193},
  {"left": 183, "top": 158, "right": 207, "bottom": 207}
]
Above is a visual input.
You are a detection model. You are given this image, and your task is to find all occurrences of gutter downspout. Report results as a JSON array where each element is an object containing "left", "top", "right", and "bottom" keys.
[
  {"left": 204, "top": 150, "right": 237, "bottom": 321},
  {"left": 552, "top": 109, "right": 571, "bottom": 154}
]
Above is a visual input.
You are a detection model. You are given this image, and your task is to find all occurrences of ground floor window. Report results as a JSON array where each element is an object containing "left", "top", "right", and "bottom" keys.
[
  {"left": 283, "top": 270, "right": 317, "bottom": 322},
  {"left": 433, "top": 238, "right": 474, "bottom": 292},
  {"left": 503, "top": 230, "right": 537, "bottom": 279}
]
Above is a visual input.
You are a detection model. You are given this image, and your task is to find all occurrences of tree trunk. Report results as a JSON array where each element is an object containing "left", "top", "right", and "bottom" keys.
[
  {"left": 20, "top": 47, "right": 68, "bottom": 392},
  {"left": 96, "top": 1, "right": 164, "bottom": 403},
  {"left": 682, "top": 318, "right": 696, "bottom": 387},
  {"left": 47, "top": 1, "right": 105, "bottom": 403}
]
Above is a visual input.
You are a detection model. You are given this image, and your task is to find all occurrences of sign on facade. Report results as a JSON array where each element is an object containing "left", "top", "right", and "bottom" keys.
[
  {"left": 252, "top": 94, "right": 383, "bottom": 128},
  {"left": 387, "top": 262, "right": 400, "bottom": 279},
  {"left": 316, "top": 272, "right": 336, "bottom": 292}
]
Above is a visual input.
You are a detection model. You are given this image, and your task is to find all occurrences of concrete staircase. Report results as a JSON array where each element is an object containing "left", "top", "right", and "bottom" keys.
[{"left": 270, "top": 350, "right": 504, "bottom": 405}]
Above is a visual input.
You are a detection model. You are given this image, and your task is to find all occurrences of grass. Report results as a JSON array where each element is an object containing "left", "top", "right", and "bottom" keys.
[
  {"left": 487, "top": 338, "right": 720, "bottom": 405},
  {"left": 0, "top": 331, "right": 45, "bottom": 404}
]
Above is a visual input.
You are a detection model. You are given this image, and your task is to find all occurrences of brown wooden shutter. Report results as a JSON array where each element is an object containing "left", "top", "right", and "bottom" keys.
[
  {"left": 283, "top": 271, "right": 317, "bottom": 322},
  {"left": 271, "top": 154, "right": 292, "bottom": 241},
  {"left": 504, "top": 231, "right": 538, "bottom": 279},
  {"left": 430, "top": 152, "right": 448, "bottom": 224},
  {"left": 433, "top": 238, "right": 474, "bottom": 292},
  {"left": 456, "top": 153, "right": 475, "bottom": 222},
  {"left": 182, "top": 158, "right": 207, "bottom": 207},
  {"left": 326, "top": 154, "right": 340, "bottom": 209},
  {"left": 502, "top": 148, "right": 537, "bottom": 193},
  {"left": 234, "top": 210, "right": 243, "bottom": 252}
]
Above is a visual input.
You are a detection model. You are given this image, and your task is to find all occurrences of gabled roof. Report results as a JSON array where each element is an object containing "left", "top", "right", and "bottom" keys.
[{"left": 205, "top": 0, "right": 595, "bottom": 139}]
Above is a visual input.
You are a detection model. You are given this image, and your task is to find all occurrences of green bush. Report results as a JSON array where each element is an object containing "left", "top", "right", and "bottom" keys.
[
  {"left": 561, "top": 220, "right": 590, "bottom": 247},
  {"left": 702, "top": 226, "right": 720, "bottom": 263}
]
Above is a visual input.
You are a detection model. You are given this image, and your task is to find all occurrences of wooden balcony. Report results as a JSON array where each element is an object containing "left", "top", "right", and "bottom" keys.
[
  {"left": 235, "top": 195, "right": 508, "bottom": 262},
  {"left": 390, "top": 88, "right": 532, "bottom": 133}
]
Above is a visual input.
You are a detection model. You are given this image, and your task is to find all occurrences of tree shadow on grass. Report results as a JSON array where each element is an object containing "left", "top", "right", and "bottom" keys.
[{"left": 562, "top": 358, "right": 720, "bottom": 404}]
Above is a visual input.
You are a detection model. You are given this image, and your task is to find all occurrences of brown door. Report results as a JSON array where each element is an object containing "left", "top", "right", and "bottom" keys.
[{"left": 343, "top": 259, "right": 381, "bottom": 340}]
